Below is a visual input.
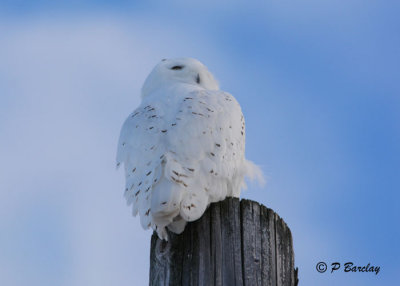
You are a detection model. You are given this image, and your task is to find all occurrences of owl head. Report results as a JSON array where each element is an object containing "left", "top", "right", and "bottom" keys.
[{"left": 141, "top": 58, "right": 219, "bottom": 97}]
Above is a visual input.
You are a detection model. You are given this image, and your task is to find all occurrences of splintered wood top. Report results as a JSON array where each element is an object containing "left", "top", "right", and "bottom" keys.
[{"left": 149, "top": 198, "right": 298, "bottom": 286}]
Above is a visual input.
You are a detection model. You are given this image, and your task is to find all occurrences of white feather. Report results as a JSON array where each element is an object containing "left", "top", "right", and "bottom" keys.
[{"left": 116, "top": 58, "right": 263, "bottom": 240}]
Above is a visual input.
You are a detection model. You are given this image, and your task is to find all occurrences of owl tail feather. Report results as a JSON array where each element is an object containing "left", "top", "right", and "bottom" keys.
[{"left": 243, "top": 160, "right": 265, "bottom": 188}]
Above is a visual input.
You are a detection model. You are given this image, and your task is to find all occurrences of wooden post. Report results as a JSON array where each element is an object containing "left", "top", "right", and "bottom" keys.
[{"left": 149, "top": 198, "right": 298, "bottom": 286}]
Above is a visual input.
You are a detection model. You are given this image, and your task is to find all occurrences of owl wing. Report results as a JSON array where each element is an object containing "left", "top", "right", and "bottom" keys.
[
  {"left": 117, "top": 88, "right": 258, "bottom": 237},
  {"left": 158, "top": 89, "right": 248, "bottom": 222},
  {"left": 116, "top": 103, "right": 168, "bottom": 230}
]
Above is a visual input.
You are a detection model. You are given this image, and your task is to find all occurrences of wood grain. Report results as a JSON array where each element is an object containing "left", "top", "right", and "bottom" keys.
[{"left": 149, "top": 198, "right": 298, "bottom": 286}]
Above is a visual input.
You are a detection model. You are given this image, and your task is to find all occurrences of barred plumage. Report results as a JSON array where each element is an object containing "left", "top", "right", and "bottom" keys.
[{"left": 117, "top": 58, "right": 263, "bottom": 240}]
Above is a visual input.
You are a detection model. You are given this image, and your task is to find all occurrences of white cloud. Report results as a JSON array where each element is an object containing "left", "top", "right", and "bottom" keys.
[{"left": 0, "top": 14, "right": 224, "bottom": 286}]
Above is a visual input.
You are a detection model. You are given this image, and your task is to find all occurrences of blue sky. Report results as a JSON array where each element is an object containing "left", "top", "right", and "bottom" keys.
[{"left": 0, "top": 1, "right": 399, "bottom": 285}]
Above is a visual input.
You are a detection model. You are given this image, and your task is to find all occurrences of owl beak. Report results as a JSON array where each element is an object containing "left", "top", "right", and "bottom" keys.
[{"left": 196, "top": 74, "right": 201, "bottom": 84}]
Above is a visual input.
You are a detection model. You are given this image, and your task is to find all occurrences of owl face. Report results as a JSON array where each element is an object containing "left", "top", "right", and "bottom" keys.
[{"left": 141, "top": 58, "right": 219, "bottom": 97}]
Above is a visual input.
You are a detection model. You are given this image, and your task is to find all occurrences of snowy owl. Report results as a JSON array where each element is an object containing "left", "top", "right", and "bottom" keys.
[{"left": 116, "top": 58, "right": 263, "bottom": 240}]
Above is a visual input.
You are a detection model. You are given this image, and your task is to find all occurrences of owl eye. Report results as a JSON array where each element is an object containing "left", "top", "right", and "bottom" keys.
[
  {"left": 170, "top": 65, "right": 184, "bottom": 70},
  {"left": 196, "top": 74, "right": 201, "bottom": 84}
]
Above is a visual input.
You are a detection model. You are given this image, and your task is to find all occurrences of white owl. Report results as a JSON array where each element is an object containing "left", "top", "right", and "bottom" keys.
[{"left": 117, "top": 58, "right": 263, "bottom": 240}]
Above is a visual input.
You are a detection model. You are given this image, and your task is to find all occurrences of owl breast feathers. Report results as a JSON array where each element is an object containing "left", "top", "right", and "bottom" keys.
[{"left": 116, "top": 58, "right": 263, "bottom": 240}]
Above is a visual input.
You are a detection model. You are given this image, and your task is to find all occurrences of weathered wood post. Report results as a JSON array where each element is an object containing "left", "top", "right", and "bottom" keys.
[{"left": 149, "top": 197, "right": 298, "bottom": 286}]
